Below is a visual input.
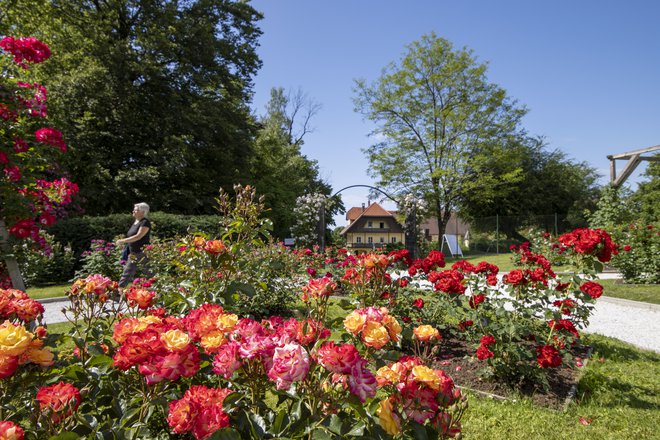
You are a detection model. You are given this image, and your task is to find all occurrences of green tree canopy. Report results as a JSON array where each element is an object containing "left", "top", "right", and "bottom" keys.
[
  {"left": 629, "top": 156, "right": 660, "bottom": 223},
  {"left": 461, "top": 136, "right": 601, "bottom": 237},
  {"left": 251, "top": 87, "right": 337, "bottom": 239},
  {"left": 353, "top": 33, "right": 527, "bottom": 245},
  {"left": 1, "top": 0, "right": 263, "bottom": 214}
]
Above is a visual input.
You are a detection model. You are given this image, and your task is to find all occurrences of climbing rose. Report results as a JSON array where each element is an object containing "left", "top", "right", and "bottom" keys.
[{"left": 0, "top": 36, "right": 51, "bottom": 67}]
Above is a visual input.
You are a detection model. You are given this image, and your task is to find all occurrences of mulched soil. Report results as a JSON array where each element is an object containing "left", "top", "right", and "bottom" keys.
[{"left": 428, "top": 335, "right": 592, "bottom": 409}]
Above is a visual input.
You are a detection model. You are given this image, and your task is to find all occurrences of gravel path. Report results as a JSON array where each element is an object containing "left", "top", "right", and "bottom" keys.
[{"left": 39, "top": 293, "right": 660, "bottom": 353}]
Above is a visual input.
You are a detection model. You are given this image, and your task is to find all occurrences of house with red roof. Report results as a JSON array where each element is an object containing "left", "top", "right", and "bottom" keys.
[{"left": 340, "top": 202, "right": 405, "bottom": 251}]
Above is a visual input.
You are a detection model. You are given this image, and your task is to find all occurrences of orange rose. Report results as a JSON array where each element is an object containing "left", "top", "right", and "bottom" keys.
[
  {"left": 378, "top": 398, "right": 401, "bottom": 435},
  {"left": 343, "top": 311, "right": 366, "bottom": 335},
  {"left": 362, "top": 321, "right": 389, "bottom": 349},
  {"left": 413, "top": 325, "right": 440, "bottom": 342}
]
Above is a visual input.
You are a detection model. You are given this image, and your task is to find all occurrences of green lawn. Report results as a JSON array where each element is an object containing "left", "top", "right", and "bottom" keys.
[
  {"left": 26, "top": 284, "right": 70, "bottom": 300},
  {"left": 598, "top": 279, "right": 660, "bottom": 305}
]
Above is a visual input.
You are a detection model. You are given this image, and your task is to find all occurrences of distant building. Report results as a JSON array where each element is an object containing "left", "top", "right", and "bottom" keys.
[
  {"left": 419, "top": 214, "right": 470, "bottom": 243},
  {"left": 341, "top": 202, "right": 405, "bottom": 251}
]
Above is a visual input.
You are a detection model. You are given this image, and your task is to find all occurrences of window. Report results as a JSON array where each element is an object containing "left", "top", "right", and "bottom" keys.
[
  {"left": 379, "top": 222, "right": 385, "bottom": 229},
  {"left": 367, "top": 221, "right": 373, "bottom": 228},
  {"left": 368, "top": 237, "right": 373, "bottom": 243},
  {"left": 380, "top": 237, "right": 384, "bottom": 243},
  {"left": 391, "top": 237, "right": 397, "bottom": 243},
  {"left": 356, "top": 237, "right": 362, "bottom": 243}
]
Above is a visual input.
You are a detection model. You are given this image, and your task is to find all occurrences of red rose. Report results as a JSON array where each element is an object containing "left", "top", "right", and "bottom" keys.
[
  {"left": 476, "top": 345, "right": 494, "bottom": 360},
  {"left": 580, "top": 281, "right": 604, "bottom": 299},
  {"left": 469, "top": 294, "right": 486, "bottom": 309},
  {"left": 623, "top": 245, "right": 631, "bottom": 251},
  {"left": 412, "top": 298, "right": 424, "bottom": 309},
  {"left": 536, "top": 345, "right": 562, "bottom": 368}
]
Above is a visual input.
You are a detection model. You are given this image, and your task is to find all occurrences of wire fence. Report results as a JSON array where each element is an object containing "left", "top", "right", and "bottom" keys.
[{"left": 462, "top": 214, "right": 584, "bottom": 254}]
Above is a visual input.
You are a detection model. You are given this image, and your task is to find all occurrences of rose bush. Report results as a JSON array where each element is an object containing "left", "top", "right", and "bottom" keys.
[{"left": 1, "top": 36, "right": 78, "bottom": 289}]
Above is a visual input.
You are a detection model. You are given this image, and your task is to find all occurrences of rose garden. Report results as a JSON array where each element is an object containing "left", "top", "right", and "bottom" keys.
[{"left": 1, "top": 33, "right": 659, "bottom": 440}]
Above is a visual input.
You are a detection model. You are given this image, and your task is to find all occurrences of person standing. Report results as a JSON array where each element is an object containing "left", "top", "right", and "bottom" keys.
[{"left": 116, "top": 202, "right": 152, "bottom": 288}]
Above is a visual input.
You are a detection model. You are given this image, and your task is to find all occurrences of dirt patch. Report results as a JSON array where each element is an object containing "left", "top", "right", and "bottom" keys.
[{"left": 429, "top": 335, "right": 592, "bottom": 409}]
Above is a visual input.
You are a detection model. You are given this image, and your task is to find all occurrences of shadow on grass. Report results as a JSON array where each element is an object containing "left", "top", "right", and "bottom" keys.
[{"left": 575, "top": 335, "right": 660, "bottom": 410}]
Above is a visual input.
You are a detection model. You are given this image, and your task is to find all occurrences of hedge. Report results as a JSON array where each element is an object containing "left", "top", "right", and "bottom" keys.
[{"left": 47, "top": 212, "right": 224, "bottom": 259}]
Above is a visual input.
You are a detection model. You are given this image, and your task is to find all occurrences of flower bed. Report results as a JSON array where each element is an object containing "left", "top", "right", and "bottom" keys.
[{"left": 0, "top": 186, "right": 617, "bottom": 439}]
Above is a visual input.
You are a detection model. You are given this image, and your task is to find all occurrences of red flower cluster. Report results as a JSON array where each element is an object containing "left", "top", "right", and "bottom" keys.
[
  {"left": 16, "top": 82, "right": 47, "bottom": 117},
  {"left": 0, "top": 420, "right": 24, "bottom": 439},
  {"left": 408, "top": 250, "right": 445, "bottom": 275},
  {"left": 35, "top": 127, "right": 67, "bottom": 152},
  {"left": 376, "top": 356, "right": 462, "bottom": 436},
  {"left": 558, "top": 228, "right": 618, "bottom": 262},
  {"left": 301, "top": 276, "right": 336, "bottom": 301},
  {"left": 476, "top": 335, "right": 496, "bottom": 360},
  {"left": 0, "top": 288, "right": 45, "bottom": 322},
  {"left": 167, "top": 385, "right": 232, "bottom": 440},
  {"left": 549, "top": 319, "right": 580, "bottom": 338},
  {"left": 315, "top": 341, "right": 377, "bottom": 402},
  {"left": 579, "top": 281, "right": 604, "bottom": 299},
  {"left": 113, "top": 315, "right": 200, "bottom": 384},
  {"left": 0, "top": 36, "right": 51, "bottom": 68},
  {"left": 125, "top": 278, "right": 157, "bottom": 310},
  {"left": 428, "top": 270, "right": 465, "bottom": 295},
  {"left": 36, "top": 382, "right": 81, "bottom": 424},
  {"left": 536, "top": 344, "right": 562, "bottom": 368}
]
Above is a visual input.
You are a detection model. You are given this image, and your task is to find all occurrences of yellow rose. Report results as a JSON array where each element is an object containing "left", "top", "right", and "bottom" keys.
[
  {"left": 201, "top": 332, "right": 226, "bottom": 352},
  {"left": 382, "top": 314, "right": 402, "bottom": 342},
  {"left": 0, "top": 321, "right": 33, "bottom": 356},
  {"left": 411, "top": 365, "right": 440, "bottom": 391},
  {"left": 362, "top": 321, "right": 389, "bottom": 349},
  {"left": 27, "top": 347, "right": 55, "bottom": 366},
  {"left": 343, "top": 311, "right": 366, "bottom": 335},
  {"left": 161, "top": 329, "right": 191, "bottom": 351},
  {"left": 375, "top": 365, "right": 400, "bottom": 386},
  {"left": 413, "top": 325, "right": 440, "bottom": 342},
  {"left": 135, "top": 315, "right": 163, "bottom": 332},
  {"left": 378, "top": 398, "right": 401, "bottom": 436},
  {"left": 217, "top": 313, "right": 238, "bottom": 332}
]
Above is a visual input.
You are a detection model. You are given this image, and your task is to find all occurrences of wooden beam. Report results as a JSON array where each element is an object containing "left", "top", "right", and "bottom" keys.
[
  {"left": 609, "top": 145, "right": 660, "bottom": 160},
  {"left": 612, "top": 154, "right": 642, "bottom": 188}
]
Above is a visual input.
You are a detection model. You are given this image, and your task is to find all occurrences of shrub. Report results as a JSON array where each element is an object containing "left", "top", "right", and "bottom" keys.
[
  {"left": 610, "top": 223, "right": 660, "bottom": 283},
  {"left": 13, "top": 232, "right": 76, "bottom": 286}
]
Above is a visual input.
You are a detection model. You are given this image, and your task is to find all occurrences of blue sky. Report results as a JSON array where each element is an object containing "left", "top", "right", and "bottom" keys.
[{"left": 248, "top": 0, "right": 660, "bottom": 225}]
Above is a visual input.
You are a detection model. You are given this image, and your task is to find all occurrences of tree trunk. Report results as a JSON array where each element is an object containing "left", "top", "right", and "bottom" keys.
[{"left": 0, "top": 219, "right": 26, "bottom": 291}]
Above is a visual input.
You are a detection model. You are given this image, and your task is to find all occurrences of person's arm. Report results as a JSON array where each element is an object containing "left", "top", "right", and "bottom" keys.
[{"left": 116, "top": 226, "right": 150, "bottom": 245}]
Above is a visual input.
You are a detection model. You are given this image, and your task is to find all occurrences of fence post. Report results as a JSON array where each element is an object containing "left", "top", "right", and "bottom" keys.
[
  {"left": 0, "top": 219, "right": 26, "bottom": 291},
  {"left": 554, "top": 213, "right": 558, "bottom": 236}
]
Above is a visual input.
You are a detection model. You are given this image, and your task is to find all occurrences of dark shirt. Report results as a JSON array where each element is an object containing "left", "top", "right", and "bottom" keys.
[{"left": 126, "top": 217, "right": 151, "bottom": 253}]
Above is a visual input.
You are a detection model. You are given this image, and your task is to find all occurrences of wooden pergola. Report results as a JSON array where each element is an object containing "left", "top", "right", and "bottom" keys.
[{"left": 607, "top": 145, "right": 660, "bottom": 188}]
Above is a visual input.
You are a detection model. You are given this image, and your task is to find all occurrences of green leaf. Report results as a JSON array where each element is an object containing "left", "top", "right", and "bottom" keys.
[{"left": 48, "top": 433, "right": 80, "bottom": 440}]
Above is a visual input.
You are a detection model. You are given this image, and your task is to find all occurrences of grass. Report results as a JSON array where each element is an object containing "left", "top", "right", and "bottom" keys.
[
  {"left": 598, "top": 279, "right": 660, "bottom": 305},
  {"left": 26, "top": 283, "right": 70, "bottom": 300},
  {"left": 461, "top": 334, "right": 660, "bottom": 439}
]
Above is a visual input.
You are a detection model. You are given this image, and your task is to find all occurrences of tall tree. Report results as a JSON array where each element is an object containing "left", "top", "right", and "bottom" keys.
[
  {"left": 251, "top": 87, "right": 335, "bottom": 239},
  {"left": 353, "top": 33, "right": 526, "bottom": 245},
  {"left": 460, "top": 136, "right": 601, "bottom": 237},
  {"left": 1, "top": 0, "right": 262, "bottom": 214}
]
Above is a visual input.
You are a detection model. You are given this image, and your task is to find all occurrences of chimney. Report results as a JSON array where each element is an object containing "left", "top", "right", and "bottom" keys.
[{"left": 361, "top": 203, "right": 365, "bottom": 212}]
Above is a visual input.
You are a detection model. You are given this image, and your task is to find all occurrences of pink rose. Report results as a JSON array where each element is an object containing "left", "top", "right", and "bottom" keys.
[{"left": 267, "top": 342, "right": 310, "bottom": 390}]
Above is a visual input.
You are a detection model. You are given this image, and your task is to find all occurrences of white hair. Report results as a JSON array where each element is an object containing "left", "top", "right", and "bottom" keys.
[{"left": 134, "top": 202, "right": 150, "bottom": 216}]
